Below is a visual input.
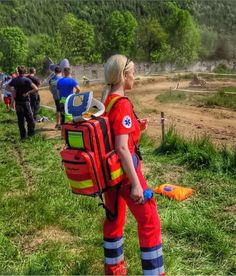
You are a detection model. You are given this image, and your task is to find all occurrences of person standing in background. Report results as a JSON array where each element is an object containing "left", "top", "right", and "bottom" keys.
[
  {"left": 11, "top": 68, "right": 19, "bottom": 79},
  {"left": 0, "top": 71, "right": 8, "bottom": 100},
  {"left": 2, "top": 76, "right": 12, "bottom": 112},
  {"left": 49, "top": 66, "right": 63, "bottom": 129},
  {"left": 0, "top": 71, "right": 7, "bottom": 86},
  {"left": 7, "top": 66, "right": 38, "bottom": 140},
  {"left": 27, "top": 67, "right": 41, "bottom": 121},
  {"left": 57, "top": 67, "right": 80, "bottom": 125}
]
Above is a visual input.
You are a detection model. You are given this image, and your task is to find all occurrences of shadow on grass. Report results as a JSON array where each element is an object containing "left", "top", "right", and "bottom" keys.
[
  {"left": 0, "top": 136, "right": 18, "bottom": 143},
  {"left": 35, "top": 127, "right": 56, "bottom": 133},
  {"left": 0, "top": 119, "right": 17, "bottom": 124}
]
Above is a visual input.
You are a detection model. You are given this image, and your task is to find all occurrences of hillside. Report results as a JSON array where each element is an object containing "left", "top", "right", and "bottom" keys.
[
  {"left": 0, "top": 0, "right": 235, "bottom": 73},
  {"left": 0, "top": 0, "right": 235, "bottom": 35},
  {"left": 175, "top": 0, "right": 236, "bottom": 33}
]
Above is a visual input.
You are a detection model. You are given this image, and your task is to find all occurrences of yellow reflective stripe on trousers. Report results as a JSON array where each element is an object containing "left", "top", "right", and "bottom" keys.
[
  {"left": 111, "top": 167, "right": 124, "bottom": 180},
  {"left": 105, "top": 96, "right": 121, "bottom": 113},
  {"left": 69, "top": 178, "right": 93, "bottom": 189}
]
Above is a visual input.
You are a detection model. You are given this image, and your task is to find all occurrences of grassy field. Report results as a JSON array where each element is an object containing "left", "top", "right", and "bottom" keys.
[
  {"left": 169, "top": 73, "right": 236, "bottom": 82},
  {"left": 0, "top": 103, "right": 235, "bottom": 275},
  {"left": 203, "top": 87, "right": 236, "bottom": 110},
  {"left": 155, "top": 91, "right": 187, "bottom": 103},
  {"left": 155, "top": 86, "right": 236, "bottom": 111}
]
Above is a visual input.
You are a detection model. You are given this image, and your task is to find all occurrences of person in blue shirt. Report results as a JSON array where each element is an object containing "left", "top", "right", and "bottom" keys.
[
  {"left": 57, "top": 67, "right": 80, "bottom": 125},
  {"left": 49, "top": 66, "right": 63, "bottom": 129}
]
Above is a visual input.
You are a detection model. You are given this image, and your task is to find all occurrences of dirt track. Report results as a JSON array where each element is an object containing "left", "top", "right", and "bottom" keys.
[{"left": 39, "top": 76, "right": 236, "bottom": 146}]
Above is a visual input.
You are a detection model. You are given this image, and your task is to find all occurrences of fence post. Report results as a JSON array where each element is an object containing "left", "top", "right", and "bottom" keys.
[{"left": 161, "top": 112, "right": 165, "bottom": 143}]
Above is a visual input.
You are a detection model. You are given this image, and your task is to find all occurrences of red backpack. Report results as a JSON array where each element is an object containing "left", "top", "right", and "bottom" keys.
[{"left": 60, "top": 95, "right": 126, "bottom": 197}]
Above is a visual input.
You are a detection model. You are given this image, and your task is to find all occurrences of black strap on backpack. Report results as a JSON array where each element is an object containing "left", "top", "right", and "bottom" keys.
[
  {"left": 98, "top": 183, "right": 122, "bottom": 222},
  {"left": 97, "top": 96, "right": 125, "bottom": 222}
]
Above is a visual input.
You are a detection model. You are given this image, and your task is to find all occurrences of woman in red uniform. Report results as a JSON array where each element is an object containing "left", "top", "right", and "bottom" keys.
[{"left": 102, "top": 54, "right": 165, "bottom": 275}]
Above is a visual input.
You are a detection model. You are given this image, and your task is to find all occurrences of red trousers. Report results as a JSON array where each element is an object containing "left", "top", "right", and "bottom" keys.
[{"left": 103, "top": 159, "right": 164, "bottom": 275}]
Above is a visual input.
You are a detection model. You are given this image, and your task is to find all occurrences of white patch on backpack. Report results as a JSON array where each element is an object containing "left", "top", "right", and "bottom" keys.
[{"left": 122, "top": 116, "right": 132, "bottom": 128}]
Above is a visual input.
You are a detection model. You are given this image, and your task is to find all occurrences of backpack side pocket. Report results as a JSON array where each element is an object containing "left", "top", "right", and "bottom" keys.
[
  {"left": 61, "top": 149, "right": 101, "bottom": 196},
  {"left": 104, "top": 150, "right": 126, "bottom": 187}
]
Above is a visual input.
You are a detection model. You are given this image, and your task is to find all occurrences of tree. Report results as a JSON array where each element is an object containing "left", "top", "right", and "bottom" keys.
[
  {"left": 137, "top": 17, "right": 167, "bottom": 61},
  {"left": 0, "top": 27, "right": 28, "bottom": 73},
  {"left": 103, "top": 10, "right": 138, "bottom": 58},
  {"left": 214, "top": 34, "right": 236, "bottom": 61},
  {"left": 27, "top": 33, "right": 63, "bottom": 73},
  {"left": 163, "top": 3, "right": 200, "bottom": 67},
  {"left": 198, "top": 26, "right": 218, "bottom": 59},
  {"left": 150, "top": 43, "right": 177, "bottom": 66},
  {"left": 59, "top": 13, "right": 97, "bottom": 64}
]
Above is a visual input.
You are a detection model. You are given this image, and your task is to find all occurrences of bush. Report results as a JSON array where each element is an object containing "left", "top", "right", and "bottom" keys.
[
  {"left": 155, "top": 126, "right": 188, "bottom": 154},
  {"left": 204, "top": 91, "right": 236, "bottom": 110},
  {"left": 156, "top": 91, "right": 187, "bottom": 103},
  {"left": 213, "top": 63, "right": 232, "bottom": 74},
  {"left": 156, "top": 127, "right": 236, "bottom": 175}
]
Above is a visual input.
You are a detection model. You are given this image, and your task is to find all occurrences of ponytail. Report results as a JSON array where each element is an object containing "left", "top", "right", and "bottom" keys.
[{"left": 101, "top": 84, "right": 111, "bottom": 103}]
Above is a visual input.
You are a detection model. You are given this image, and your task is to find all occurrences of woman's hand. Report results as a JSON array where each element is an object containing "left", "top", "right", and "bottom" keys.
[
  {"left": 115, "top": 134, "right": 144, "bottom": 204},
  {"left": 139, "top": 118, "right": 148, "bottom": 131},
  {"left": 130, "top": 183, "right": 144, "bottom": 204}
]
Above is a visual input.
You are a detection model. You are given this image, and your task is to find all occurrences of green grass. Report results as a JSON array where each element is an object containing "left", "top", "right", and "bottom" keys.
[
  {"left": 156, "top": 90, "right": 187, "bottom": 103},
  {"left": 38, "top": 106, "right": 55, "bottom": 120},
  {"left": 156, "top": 126, "right": 236, "bottom": 175},
  {"left": 0, "top": 103, "right": 236, "bottom": 275},
  {"left": 213, "top": 63, "right": 233, "bottom": 74},
  {"left": 218, "top": 86, "right": 236, "bottom": 94},
  {"left": 203, "top": 88, "right": 236, "bottom": 110},
  {"left": 169, "top": 72, "right": 236, "bottom": 81},
  {"left": 200, "top": 73, "right": 236, "bottom": 80}
]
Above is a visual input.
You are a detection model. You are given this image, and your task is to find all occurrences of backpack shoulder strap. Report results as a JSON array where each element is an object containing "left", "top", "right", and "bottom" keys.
[
  {"left": 106, "top": 96, "right": 142, "bottom": 160},
  {"left": 105, "top": 96, "right": 128, "bottom": 114}
]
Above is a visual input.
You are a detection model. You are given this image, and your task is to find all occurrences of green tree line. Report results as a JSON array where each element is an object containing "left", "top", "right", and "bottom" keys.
[{"left": 0, "top": 0, "right": 235, "bottom": 73}]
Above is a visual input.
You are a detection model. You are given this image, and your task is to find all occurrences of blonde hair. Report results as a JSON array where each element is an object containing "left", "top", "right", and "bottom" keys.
[{"left": 101, "top": 54, "right": 134, "bottom": 103}]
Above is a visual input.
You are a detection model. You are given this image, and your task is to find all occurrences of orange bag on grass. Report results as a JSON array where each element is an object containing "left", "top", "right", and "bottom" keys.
[{"left": 153, "top": 184, "right": 194, "bottom": 201}]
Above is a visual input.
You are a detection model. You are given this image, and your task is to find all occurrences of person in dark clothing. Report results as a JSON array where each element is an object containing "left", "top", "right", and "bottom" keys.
[
  {"left": 27, "top": 67, "right": 41, "bottom": 121},
  {"left": 49, "top": 66, "right": 62, "bottom": 129},
  {"left": 7, "top": 66, "right": 38, "bottom": 139}
]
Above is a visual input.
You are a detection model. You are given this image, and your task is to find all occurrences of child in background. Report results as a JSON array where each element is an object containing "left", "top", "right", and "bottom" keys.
[{"left": 2, "top": 76, "right": 12, "bottom": 112}]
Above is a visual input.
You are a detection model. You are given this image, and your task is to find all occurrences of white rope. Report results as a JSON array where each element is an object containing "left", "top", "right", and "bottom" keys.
[{"left": 40, "top": 104, "right": 56, "bottom": 111}]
